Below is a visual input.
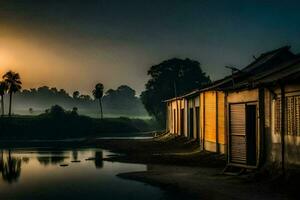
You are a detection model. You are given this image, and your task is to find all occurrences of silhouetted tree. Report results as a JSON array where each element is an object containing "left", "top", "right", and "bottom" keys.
[
  {"left": 3, "top": 71, "right": 22, "bottom": 116},
  {"left": 12, "top": 84, "right": 147, "bottom": 116},
  {"left": 0, "top": 81, "right": 8, "bottom": 116},
  {"left": 72, "top": 91, "right": 80, "bottom": 99},
  {"left": 101, "top": 85, "right": 146, "bottom": 115},
  {"left": 49, "top": 105, "right": 65, "bottom": 117},
  {"left": 93, "top": 83, "right": 104, "bottom": 119},
  {"left": 141, "top": 58, "right": 210, "bottom": 125},
  {"left": 29, "top": 107, "right": 34, "bottom": 114},
  {"left": 79, "top": 94, "right": 92, "bottom": 101},
  {"left": 72, "top": 107, "right": 78, "bottom": 115},
  {"left": 117, "top": 85, "right": 136, "bottom": 97}
]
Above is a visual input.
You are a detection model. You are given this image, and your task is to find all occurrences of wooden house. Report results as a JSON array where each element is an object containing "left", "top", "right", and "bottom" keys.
[
  {"left": 166, "top": 88, "right": 227, "bottom": 154},
  {"left": 165, "top": 46, "right": 300, "bottom": 168},
  {"left": 221, "top": 46, "right": 300, "bottom": 168}
]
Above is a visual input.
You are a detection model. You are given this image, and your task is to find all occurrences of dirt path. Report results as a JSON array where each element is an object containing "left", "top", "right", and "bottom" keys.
[
  {"left": 118, "top": 165, "right": 285, "bottom": 200},
  {"left": 92, "top": 134, "right": 291, "bottom": 200}
]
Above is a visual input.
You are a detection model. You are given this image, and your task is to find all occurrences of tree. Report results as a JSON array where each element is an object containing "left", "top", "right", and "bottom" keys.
[
  {"left": 71, "top": 107, "right": 78, "bottom": 115},
  {"left": 101, "top": 85, "right": 146, "bottom": 115},
  {"left": 79, "top": 94, "right": 91, "bottom": 101},
  {"left": 117, "top": 85, "right": 136, "bottom": 98},
  {"left": 0, "top": 81, "right": 8, "bottom": 116},
  {"left": 72, "top": 91, "right": 80, "bottom": 99},
  {"left": 93, "top": 83, "right": 104, "bottom": 119},
  {"left": 3, "top": 71, "right": 22, "bottom": 116},
  {"left": 141, "top": 58, "right": 210, "bottom": 125},
  {"left": 49, "top": 105, "right": 65, "bottom": 117}
]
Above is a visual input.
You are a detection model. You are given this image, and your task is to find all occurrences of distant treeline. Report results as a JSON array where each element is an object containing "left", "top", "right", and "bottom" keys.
[
  {"left": 7, "top": 85, "right": 147, "bottom": 117},
  {"left": 0, "top": 105, "right": 159, "bottom": 139}
]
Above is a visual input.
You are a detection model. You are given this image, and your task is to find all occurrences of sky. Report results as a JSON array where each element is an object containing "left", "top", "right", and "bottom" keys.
[{"left": 1, "top": 0, "right": 300, "bottom": 95}]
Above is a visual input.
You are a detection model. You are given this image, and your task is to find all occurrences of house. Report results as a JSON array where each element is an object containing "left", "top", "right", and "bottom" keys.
[
  {"left": 221, "top": 46, "right": 300, "bottom": 168},
  {"left": 166, "top": 46, "right": 300, "bottom": 168},
  {"left": 166, "top": 86, "right": 227, "bottom": 154},
  {"left": 166, "top": 97, "right": 186, "bottom": 136}
]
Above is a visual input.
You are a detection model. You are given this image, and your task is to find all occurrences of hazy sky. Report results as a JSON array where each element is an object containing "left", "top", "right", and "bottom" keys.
[{"left": 1, "top": 0, "right": 300, "bottom": 95}]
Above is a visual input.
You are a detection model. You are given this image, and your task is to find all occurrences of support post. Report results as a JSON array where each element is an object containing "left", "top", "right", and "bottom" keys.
[{"left": 280, "top": 84, "right": 285, "bottom": 174}]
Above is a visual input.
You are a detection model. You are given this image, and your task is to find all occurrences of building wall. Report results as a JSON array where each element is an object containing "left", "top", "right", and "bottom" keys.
[
  {"left": 166, "top": 82, "right": 300, "bottom": 166},
  {"left": 227, "top": 89, "right": 259, "bottom": 103},
  {"left": 201, "top": 91, "right": 226, "bottom": 154},
  {"left": 166, "top": 99, "right": 187, "bottom": 136},
  {"left": 166, "top": 90, "right": 226, "bottom": 154},
  {"left": 187, "top": 96, "right": 200, "bottom": 139},
  {"left": 267, "top": 84, "right": 300, "bottom": 167},
  {"left": 218, "top": 92, "right": 226, "bottom": 145}
]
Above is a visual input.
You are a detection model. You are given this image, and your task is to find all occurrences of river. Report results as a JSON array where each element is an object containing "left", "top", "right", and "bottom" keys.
[{"left": 0, "top": 148, "right": 182, "bottom": 200}]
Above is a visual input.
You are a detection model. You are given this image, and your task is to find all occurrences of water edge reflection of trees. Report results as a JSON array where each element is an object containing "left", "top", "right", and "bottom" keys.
[
  {"left": 37, "top": 151, "right": 68, "bottom": 166},
  {"left": 0, "top": 149, "right": 105, "bottom": 184},
  {"left": 0, "top": 150, "right": 22, "bottom": 184},
  {"left": 94, "top": 151, "right": 103, "bottom": 169}
]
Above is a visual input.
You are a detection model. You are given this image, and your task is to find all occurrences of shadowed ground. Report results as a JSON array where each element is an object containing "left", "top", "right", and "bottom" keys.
[{"left": 92, "top": 133, "right": 296, "bottom": 200}]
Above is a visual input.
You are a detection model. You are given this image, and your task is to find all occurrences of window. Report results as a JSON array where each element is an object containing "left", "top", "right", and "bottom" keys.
[
  {"left": 275, "top": 99, "right": 281, "bottom": 134},
  {"left": 295, "top": 96, "right": 300, "bottom": 135},
  {"left": 287, "top": 96, "right": 294, "bottom": 135},
  {"left": 275, "top": 96, "right": 300, "bottom": 135}
]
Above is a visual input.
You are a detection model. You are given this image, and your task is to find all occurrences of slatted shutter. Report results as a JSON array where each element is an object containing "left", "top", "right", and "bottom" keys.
[
  {"left": 229, "top": 104, "right": 247, "bottom": 164},
  {"left": 287, "top": 97, "right": 295, "bottom": 135},
  {"left": 275, "top": 99, "right": 281, "bottom": 134},
  {"left": 295, "top": 96, "right": 300, "bottom": 135}
]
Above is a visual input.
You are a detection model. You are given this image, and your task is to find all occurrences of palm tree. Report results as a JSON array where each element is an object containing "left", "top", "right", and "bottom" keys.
[
  {"left": 93, "top": 83, "right": 104, "bottom": 119},
  {"left": 3, "top": 71, "right": 22, "bottom": 116},
  {"left": 0, "top": 81, "right": 8, "bottom": 116}
]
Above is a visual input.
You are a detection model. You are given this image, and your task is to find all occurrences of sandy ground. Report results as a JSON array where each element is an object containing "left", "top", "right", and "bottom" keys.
[{"left": 91, "top": 133, "right": 295, "bottom": 200}]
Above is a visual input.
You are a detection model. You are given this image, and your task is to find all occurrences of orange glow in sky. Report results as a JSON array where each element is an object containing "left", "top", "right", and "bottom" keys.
[{"left": 0, "top": 26, "right": 149, "bottom": 95}]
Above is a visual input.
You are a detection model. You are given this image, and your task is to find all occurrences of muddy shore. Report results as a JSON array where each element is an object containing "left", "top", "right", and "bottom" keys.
[
  {"left": 1, "top": 134, "right": 298, "bottom": 199},
  {"left": 92, "top": 134, "right": 296, "bottom": 200}
]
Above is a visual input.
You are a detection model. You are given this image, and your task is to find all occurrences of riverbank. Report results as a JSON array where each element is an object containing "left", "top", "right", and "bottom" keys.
[
  {"left": 0, "top": 115, "right": 159, "bottom": 139},
  {"left": 92, "top": 133, "right": 296, "bottom": 200},
  {"left": 0, "top": 133, "right": 298, "bottom": 199}
]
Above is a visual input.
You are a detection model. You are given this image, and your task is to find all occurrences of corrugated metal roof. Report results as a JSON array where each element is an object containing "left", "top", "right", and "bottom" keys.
[{"left": 164, "top": 46, "right": 297, "bottom": 101}]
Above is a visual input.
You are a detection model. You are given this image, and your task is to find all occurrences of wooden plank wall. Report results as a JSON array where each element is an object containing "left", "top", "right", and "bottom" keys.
[{"left": 204, "top": 91, "right": 217, "bottom": 143}]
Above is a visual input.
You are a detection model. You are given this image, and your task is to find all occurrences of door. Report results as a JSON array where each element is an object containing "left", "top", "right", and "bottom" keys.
[
  {"left": 180, "top": 109, "right": 185, "bottom": 135},
  {"left": 195, "top": 107, "right": 200, "bottom": 140},
  {"left": 229, "top": 103, "right": 257, "bottom": 166},
  {"left": 246, "top": 105, "right": 257, "bottom": 165},
  {"left": 173, "top": 110, "right": 176, "bottom": 134},
  {"left": 189, "top": 108, "right": 194, "bottom": 138},
  {"left": 229, "top": 104, "right": 246, "bottom": 164}
]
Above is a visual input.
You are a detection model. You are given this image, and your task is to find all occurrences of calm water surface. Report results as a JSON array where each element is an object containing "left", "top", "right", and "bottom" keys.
[{"left": 0, "top": 148, "right": 181, "bottom": 200}]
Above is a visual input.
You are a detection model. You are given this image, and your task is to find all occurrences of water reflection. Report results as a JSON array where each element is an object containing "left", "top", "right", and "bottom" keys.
[
  {"left": 72, "top": 150, "right": 78, "bottom": 161},
  {"left": 0, "top": 150, "right": 3, "bottom": 172},
  {"left": 37, "top": 151, "right": 68, "bottom": 166},
  {"left": 0, "top": 148, "right": 185, "bottom": 200},
  {"left": 0, "top": 150, "right": 22, "bottom": 184},
  {"left": 94, "top": 151, "right": 103, "bottom": 169},
  {"left": 22, "top": 157, "right": 30, "bottom": 163}
]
